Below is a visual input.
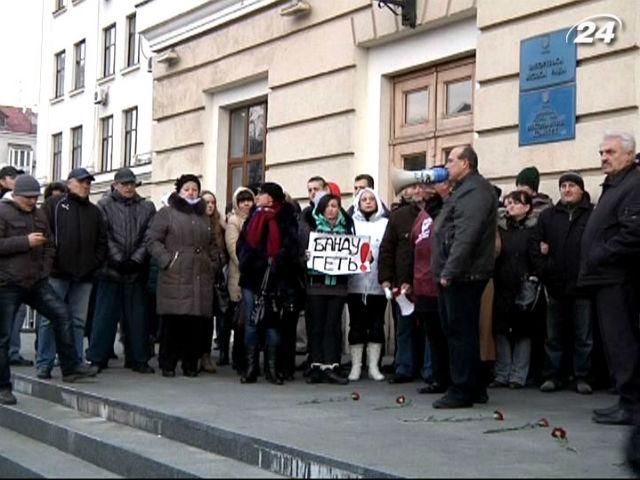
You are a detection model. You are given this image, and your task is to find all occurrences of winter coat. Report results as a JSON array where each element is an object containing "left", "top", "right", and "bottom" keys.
[
  {"left": 348, "top": 188, "right": 388, "bottom": 296},
  {"left": 44, "top": 193, "right": 108, "bottom": 282},
  {"left": 224, "top": 187, "right": 253, "bottom": 302},
  {"left": 378, "top": 202, "right": 422, "bottom": 286},
  {"left": 97, "top": 190, "right": 156, "bottom": 283},
  {"left": 411, "top": 209, "right": 439, "bottom": 299},
  {"left": 493, "top": 212, "right": 540, "bottom": 337},
  {"left": 432, "top": 172, "right": 497, "bottom": 283},
  {"left": 533, "top": 195, "right": 593, "bottom": 297},
  {"left": 146, "top": 193, "right": 220, "bottom": 317},
  {"left": 578, "top": 165, "right": 640, "bottom": 287},
  {"left": 238, "top": 201, "right": 304, "bottom": 300},
  {"left": 299, "top": 207, "right": 355, "bottom": 296},
  {"left": 0, "top": 200, "right": 54, "bottom": 288}
]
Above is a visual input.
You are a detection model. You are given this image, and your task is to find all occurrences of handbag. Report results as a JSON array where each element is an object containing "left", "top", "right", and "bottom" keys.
[
  {"left": 250, "top": 259, "right": 273, "bottom": 326},
  {"left": 514, "top": 275, "right": 542, "bottom": 313}
]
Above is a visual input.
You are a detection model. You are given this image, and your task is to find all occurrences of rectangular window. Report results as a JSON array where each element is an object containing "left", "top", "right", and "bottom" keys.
[
  {"left": 54, "top": 0, "right": 64, "bottom": 12},
  {"left": 126, "top": 14, "right": 139, "bottom": 67},
  {"left": 227, "top": 102, "right": 267, "bottom": 202},
  {"left": 123, "top": 107, "right": 138, "bottom": 166},
  {"left": 52, "top": 133, "right": 62, "bottom": 180},
  {"left": 54, "top": 50, "right": 65, "bottom": 98},
  {"left": 100, "top": 116, "right": 113, "bottom": 172},
  {"left": 8, "top": 145, "right": 34, "bottom": 174},
  {"left": 71, "top": 126, "right": 82, "bottom": 169},
  {"left": 103, "top": 24, "right": 116, "bottom": 78},
  {"left": 73, "top": 40, "right": 85, "bottom": 90}
]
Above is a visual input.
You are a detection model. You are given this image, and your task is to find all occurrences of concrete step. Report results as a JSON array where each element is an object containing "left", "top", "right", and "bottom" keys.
[
  {"left": 0, "top": 425, "right": 120, "bottom": 478},
  {"left": 0, "top": 393, "right": 281, "bottom": 479},
  {"left": 12, "top": 373, "right": 394, "bottom": 478}
]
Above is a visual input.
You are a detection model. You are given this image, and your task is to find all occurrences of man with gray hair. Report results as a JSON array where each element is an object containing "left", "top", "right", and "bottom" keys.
[{"left": 579, "top": 131, "right": 640, "bottom": 425}]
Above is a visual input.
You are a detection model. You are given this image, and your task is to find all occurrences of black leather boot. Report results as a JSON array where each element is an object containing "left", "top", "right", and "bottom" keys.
[
  {"left": 264, "top": 345, "right": 283, "bottom": 385},
  {"left": 240, "top": 345, "right": 259, "bottom": 384}
]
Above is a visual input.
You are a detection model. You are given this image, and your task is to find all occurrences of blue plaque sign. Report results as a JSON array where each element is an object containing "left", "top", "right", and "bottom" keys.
[
  {"left": 520, "top": 28, "right": 576, "bottom": 91},
  {"left": 519, "top": 84, "right": 576, "bottom": 146}
]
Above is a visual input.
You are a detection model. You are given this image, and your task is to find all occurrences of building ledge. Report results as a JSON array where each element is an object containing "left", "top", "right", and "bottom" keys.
[
  {"left": 97, "top": 74, "right": 116, "bottom": 86},
  {"left": 69, "top": 87, "right": 85, "bottom": 98},
  {"left": 49, "top": 96, "right": 64, "bottom": 105},
  {"left": 71, "top": 0, "right": 86, "bottom": 5},
  {"left": 120, "top": 64, "right": 141, "bottom": 77},
  {"left": 52, "top": 6, "right": 67, "bottom": 17}
]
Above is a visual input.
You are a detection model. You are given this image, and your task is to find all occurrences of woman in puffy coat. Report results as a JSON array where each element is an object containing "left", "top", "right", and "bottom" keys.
[
  {"left": 346, "top": 188, "right": 388, "bottom": 381},
  {"left": 224, "top": 187, "right": 255, "bottom": 373},
  {"left": 491, "top": 190, "right": 541, "bottom": 389},
  {"left": 147, "top": 174, "right": 221, "bottom": 378}
]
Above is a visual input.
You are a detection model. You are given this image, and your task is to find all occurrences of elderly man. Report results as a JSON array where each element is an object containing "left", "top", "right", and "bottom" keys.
[
  {"left": 431, "top": 146, "right": 497, "bottom": 408},
  {"left": 86, "top": 168, "right": 156, "bottom": 374},
  {"left": 579, "top": 132, "right": 640, "bottom": 425},
  {"left": 0, "top": 175, "right": 97, "bottom": 403},
  {"left": 37, "top": 168, "right": 107, "bottom": 378}
]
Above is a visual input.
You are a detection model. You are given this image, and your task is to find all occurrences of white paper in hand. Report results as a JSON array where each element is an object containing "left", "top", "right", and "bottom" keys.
[{"left": 396, "top": 291, "right": 415, "bottom": 316}]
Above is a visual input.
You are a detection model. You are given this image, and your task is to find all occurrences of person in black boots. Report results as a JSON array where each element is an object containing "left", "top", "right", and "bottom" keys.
[
  {"left": 147, "top": 174, "right": 221, "bottom": 378},
  {"left": 579, "top": 132, "right": 640, "bottom": 425},
  {"left": 237, "top": 182, "right": 301, "bottom": 385},
  {"left": 299, "top": 193, "right": 354, "bottom": 385}
]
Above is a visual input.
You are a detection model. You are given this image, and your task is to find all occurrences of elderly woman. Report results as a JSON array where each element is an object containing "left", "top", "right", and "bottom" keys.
[{"left": 147, "top": 174, "right": 221, "bottom": 378}]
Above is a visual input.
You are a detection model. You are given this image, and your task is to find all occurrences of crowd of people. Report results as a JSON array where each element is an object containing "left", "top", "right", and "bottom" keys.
[{"left": 0, "top": 131, "right": 638, "bottom": 429}]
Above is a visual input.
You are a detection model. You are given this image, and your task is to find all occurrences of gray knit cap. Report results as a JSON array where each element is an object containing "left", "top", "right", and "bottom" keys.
[{"left": 13, "top": 175, "right": 41, "bottom": 197}]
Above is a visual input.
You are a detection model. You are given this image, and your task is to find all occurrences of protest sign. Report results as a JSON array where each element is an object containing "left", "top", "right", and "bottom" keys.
[{"left": 307, "top": 232, "right": 371, "bottom": 275}]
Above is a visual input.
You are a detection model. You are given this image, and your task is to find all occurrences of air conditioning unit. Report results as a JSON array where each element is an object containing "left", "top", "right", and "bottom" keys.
[{"left": 93, "top": 87, "right": 108, "bottom": 105}]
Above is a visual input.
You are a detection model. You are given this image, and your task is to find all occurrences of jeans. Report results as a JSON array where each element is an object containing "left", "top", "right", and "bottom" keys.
[
  {"left": 543, "top": 295, "right": 593, "bottom": 381},
  {"left": 394, "top": 306, "right": 416, "bottom": 378},
  {"left": 86, "top": 280, "right": 149, "bottom": 366},
  {"left": 0, "top": 280, "right": 79, "bottom": 389},
  {"left": 242, "top": 288, "right": 279, "bottom": 348},
  {"left": 9, "top": 304, "right": 27, "bottom": 361},
  {"left": 37, "top": 278, "right": 92, "bottom": 369},
  {"left": 494, "top": 334, "right": 531, "bottom": 385},
  {"left": 439, "top": 280, "right": 487, "bottom": 402}
]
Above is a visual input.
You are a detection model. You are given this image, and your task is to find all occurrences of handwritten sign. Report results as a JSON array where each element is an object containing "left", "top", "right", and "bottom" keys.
[{"left": 307, "top": 232, "right": 371, "bottom": 275}]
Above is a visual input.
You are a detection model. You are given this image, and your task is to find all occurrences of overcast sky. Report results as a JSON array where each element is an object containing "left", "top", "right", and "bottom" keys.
[{"left": 0, "top": 1, "right": 44, "bottom": 108}]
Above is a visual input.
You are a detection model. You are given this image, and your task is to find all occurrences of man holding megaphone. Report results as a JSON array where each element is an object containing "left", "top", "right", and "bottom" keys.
[{"left": 430, "top": 146, "right": 497, "bottom": 409}]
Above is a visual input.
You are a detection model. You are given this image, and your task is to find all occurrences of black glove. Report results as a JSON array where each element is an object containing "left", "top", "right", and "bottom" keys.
[{"left": 118, "top": 259, "right": 141, "bottom": 274}]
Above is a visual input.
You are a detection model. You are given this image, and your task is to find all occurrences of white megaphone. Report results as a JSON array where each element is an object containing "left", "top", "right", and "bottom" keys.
[{"left": 390, "top": 166, "right": 449, "bottom": 193}]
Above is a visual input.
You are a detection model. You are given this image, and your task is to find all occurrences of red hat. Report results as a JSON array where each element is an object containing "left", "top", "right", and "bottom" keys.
[{"left": 327, "top": 181, "right": 341, "bottom": 197}]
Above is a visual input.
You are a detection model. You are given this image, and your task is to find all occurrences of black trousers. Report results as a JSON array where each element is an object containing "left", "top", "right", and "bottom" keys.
[
  {"left": 159, "top": 314, "right": 206, "bottom": 373},
  {"left": 279, "top": 308, "right": 300, "bottom": 376},
  {"left": 307, "top": 294, "right": 346, "bottom": 366},
  {"left": 439, "top": 280, "right": 487, "bottom": 402},
  {"left": 346, "top": 294, "right": 386, "bottom": 345},
  {"left": 416, "top": 305, "right": 450, "bottom": 387},
  {"left": 595, "top": 283, "right": 640, "bottom": 407}
]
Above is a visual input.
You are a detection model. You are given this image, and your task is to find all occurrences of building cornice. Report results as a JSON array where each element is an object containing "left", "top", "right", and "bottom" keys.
[{"left": 140, "top": 0, "right": 283, "bottom": 52}]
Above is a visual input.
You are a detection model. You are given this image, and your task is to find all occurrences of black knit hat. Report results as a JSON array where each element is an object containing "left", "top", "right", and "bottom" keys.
[
  {"left": 175, "top": 174, "right": 201, "bottom": 193},
  {"left": 257, "top": 182, "right": 285, "bottom": 203},
  {"left": 558, "top": 171, "right": 584, "bottom": 191},
  {"left": 516, "top": 166, "right": 540, "bottom": 192}
]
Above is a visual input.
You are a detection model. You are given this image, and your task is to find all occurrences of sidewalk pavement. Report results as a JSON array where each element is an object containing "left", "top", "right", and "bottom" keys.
[{"left": 11, "top": 333, "right": 635, "bottom": 478}]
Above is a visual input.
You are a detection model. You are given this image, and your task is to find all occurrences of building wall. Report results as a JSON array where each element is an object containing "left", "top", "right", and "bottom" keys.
[
  {"left": 144, "top": 0, "right": 478, "bottom": 203},
  {"left": 475, "top": 0, "right": 639, "bottom": 199},
  {"left": 35, "top": 0, "right": 154, "bottom": 200}
]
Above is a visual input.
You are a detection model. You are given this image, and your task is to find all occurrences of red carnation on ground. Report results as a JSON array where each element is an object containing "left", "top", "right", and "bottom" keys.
[
  {"left": 551, "top": 427, "right": 567, "bottom": 439},
  {"left": 351, "top": 392, "right": 360, "bottom": 401},
  {"left": 537, "top": 418, "right": 550, "bottom": 427},
  {"left": 396, "top": 395, "right": 406, "bottom": 405},
  {"left": 493, "top": 410, "right": 504, "bottom": 421}
]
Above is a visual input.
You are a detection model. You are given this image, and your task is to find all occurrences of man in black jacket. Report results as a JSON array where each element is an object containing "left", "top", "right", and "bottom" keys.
[
  {"left": 0, "top": 175, "right": 97, "bottom": 403},
  {"left": 86, "top": 168, "right": 156, "bottom": 374},
  {"left": 36, "top": 168, "right": 107, "bottom": 378},
  {"left": 579, "top": 132, "right": 640, "bottom": 425},
  {"left": 535, "top": 172, "right": 594, "bottom": 394},
  {"left": 431, "top": 146, "right": 497, "bottom": 408}
]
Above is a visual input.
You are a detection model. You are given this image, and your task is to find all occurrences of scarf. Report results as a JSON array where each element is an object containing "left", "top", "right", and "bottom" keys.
[{"left": 245, "top": 204, "right": 282, "bottom": 260}]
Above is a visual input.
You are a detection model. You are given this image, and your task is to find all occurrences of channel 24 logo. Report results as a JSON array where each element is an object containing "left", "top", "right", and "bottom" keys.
[{"left": 566, "top": 14, "right": 623, "bottom": 44}]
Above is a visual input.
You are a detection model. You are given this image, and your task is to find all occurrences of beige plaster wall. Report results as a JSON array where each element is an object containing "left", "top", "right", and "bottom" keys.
[{"left": 475, "top": 0, "right": 640, "bottom": 200}]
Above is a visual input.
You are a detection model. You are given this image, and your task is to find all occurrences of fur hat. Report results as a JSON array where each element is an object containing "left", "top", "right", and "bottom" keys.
[
  {"left": 174, "top": 174, "right": 201, "bottom": 193},
  {"left": 257, "top": 182, "right": 285, "bottom": 203},
  {"left": 516, "top": 166, "right": 540, "bottom": 192}
]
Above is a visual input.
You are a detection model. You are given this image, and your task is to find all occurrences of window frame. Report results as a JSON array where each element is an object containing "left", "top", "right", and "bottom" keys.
[
  {"left": 123, "top": 107, "right": 138, "bottom": 167},
  {"left": 226, "top": 101, "right": 267, "bottom": 203},
  {"left": 71, "top": 126, "right": 83, "bottom": 170},
  {"left": 126, "top": 13, "right": 139, "bottom": 68},
  {"left": 102, "top": 24, "right": 116, "bottom": 78},
  {"left": 51, "top": 133, "right": 63, "bottom": 181},
  {"left": 54, "top": 0, "right": 64, "bottom": 12},
  {"left": 73, "top": 40, "right": 86, "bottom": 90},
  {"left": 100, "top": 116, "right": 113, "bottom": 172},
  {"left": 54, "top": 50, "right": 65, "bottom": 98}
]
